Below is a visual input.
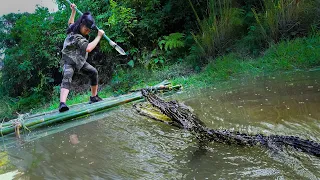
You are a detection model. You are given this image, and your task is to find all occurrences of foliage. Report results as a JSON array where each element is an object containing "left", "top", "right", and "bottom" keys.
[
  {"left": 252, "top": 0, "right": 318, "bottom": 44},
  {"left": 172, "top": 34, "right": 320, "bottom": 88},
  {"left": 260, "top": 34, "right": 320, "bottom": 69},
  {"left": 0, "top": 0, "right": 319, "bottom": 119},
  {"left": 189, "top": 0, "right": 245, "bottom": 61},
  {"left": 0, "top": 7, "right": 64, "bottom": 97},
  {"left": 97, "top": 0, "right": 137, "bottom": 52},
  {"left": 141, "top": 32, "right": 186, "bottom": 69},
  {"left": 158, "top": 33, "right": 185, "bottom": 51}
]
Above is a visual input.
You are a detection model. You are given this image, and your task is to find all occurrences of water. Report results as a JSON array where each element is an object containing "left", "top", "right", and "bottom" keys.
[{"left": 1, "top": 70, "right": 320, "bottom": 179}]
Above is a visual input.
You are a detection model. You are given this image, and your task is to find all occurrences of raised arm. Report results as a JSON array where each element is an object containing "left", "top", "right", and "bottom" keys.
[
  {"left": 68, "top": 3, "right": 76, "bottom": 25},
  {"left": 86, "top": 29, "right": 105, "bottom": 53}
]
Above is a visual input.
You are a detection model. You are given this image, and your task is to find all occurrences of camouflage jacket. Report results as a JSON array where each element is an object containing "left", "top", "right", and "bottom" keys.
[{"left": 61, "top": 32, "right": 89, "bottom": 71}]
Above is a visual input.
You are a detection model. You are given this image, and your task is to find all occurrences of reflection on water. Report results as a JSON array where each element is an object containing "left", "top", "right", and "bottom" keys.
[
  {"left": 181, "top": 70, "right": 320, "bottom": 139},
  {"left": 1, "top": 70, "right": 320, "bottom": 179}
]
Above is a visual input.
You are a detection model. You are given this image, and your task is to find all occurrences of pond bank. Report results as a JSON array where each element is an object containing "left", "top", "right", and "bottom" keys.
[
  {"left": 1, "top": 68, "right": 320, "bottom": 179},
  {"left": 1, "top": 35, "right": 320, "bottom": 119}
]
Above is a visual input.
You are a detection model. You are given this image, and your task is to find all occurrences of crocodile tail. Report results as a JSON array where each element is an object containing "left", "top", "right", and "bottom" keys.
[{"left": 266, "top": 135, "right": 320, "bottom": 157}]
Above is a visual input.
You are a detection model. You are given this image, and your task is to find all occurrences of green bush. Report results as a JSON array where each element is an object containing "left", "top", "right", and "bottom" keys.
[
  {"left": 1, "top": 7, "right": 66, "bottom": 97},
  {"left": 261, "top": 35, "right": 320, "bottom": 69},
  {"left": 0, "top": 0, "right": 319, "bottom": 119},
  {"left": 189, "top": 0, "right": 245, "bottom": 62},
  {"left": 252, "top": 0, "right": 318, "bottom": 44}
]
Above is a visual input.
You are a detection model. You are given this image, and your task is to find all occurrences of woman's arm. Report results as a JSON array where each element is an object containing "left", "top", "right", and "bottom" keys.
[
  {"left": 86, "top": 29, "right": 105, "bottom": 53},
  {"left": 68, "top": 3, "right": 76, "bottom": 25}
]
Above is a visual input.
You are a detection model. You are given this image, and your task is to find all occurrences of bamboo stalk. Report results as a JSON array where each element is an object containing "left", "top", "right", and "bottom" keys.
[
  {"left": 1, "top": 81, "right": 176, "bottom": 127},
  {"left": 0, "top": 84, "right": 182, "bottom": 136},
  {"left": 0, "top": 92, "right": 142, "bottom": 135}
]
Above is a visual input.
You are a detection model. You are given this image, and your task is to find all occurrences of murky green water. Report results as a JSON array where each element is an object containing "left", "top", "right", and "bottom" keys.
[{"left": 1, "top": 70, "right": 320, "bottom": 179}]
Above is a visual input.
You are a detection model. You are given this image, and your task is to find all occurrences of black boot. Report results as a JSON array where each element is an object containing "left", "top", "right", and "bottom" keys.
[
  {"left": 89, "top": 95, "right": 103, "bottom": 104},
  {"left": 59, "top": 102, "right": 69, "bottom": 112}
]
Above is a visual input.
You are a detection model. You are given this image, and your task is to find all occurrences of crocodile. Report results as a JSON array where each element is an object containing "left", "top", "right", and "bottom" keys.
[{"left": 137, "top": 89, "right": 320, "bottom": 157}]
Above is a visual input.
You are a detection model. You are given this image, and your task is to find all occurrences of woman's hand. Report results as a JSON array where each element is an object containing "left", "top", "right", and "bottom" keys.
[
  {"left": 98, "top": 29, "right": 105, "bottom": 37},
  {"left": 87, "top": 30, "right": 106, "bottom": 52},
  {"left": 70, "top": 3, "right": 76, "bottom": 12},
  {"left": 68, "top": 3, "right": 76, "bottom": 25}
]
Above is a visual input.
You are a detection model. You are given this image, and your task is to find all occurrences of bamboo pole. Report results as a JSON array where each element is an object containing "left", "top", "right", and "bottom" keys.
[
  {"left": 0, "top": 84, "right": 182, "bottom": 136},
  {"left": 0, "top": 92, "right": 141, "bottom": 135},
  {"left": 1, "top": 81, "right": 176, "bottom": 127}
]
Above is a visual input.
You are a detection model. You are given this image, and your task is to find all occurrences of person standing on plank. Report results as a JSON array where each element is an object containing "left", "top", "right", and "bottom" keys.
[{"left": 59, "top": 3, "right": 105, "bottom": 112}]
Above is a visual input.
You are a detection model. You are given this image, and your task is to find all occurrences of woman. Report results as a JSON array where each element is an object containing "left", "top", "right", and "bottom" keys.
[{"left": 59, "top": 3, "right": 105, "bottom": 112}]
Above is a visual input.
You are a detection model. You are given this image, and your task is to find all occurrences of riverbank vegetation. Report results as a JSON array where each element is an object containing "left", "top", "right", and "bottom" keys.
[{"left": 0, "top": 0, "right": 319, "bottom": 120}]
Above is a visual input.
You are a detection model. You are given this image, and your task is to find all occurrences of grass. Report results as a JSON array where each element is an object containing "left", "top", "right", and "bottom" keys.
[
  {"left": 1, "top": 34, "right": 320, "bottom": 120},
  {"left": 133, "top": 33, "right": 320, "bottom": 89},
  {"left": 189, "top": 0, "right": 244, "bottom": 58},
  {"left": 252, "top": 0, "right": 314, "bottom": 43}
]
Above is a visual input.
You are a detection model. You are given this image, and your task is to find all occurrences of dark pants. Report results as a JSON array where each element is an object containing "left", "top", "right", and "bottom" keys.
[{"left": 61, "top": 62, "right": 98, "bottom": 90}]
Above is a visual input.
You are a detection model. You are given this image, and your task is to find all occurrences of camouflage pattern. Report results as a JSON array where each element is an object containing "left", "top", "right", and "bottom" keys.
[
  {"left": 61, "top": 64, "right": 74, "bottom": 89},
  {"left": 60, "top": 32, "right": 99, "bottom": 90},
  {"left": 81, "top": 62, "right": 98, "bottom": 86},
  {"left": 61, "top": 32, "right": 89, "bottom": 71},
  {"left": 61, "top": 62, "right": 98, "bottom": 90}
]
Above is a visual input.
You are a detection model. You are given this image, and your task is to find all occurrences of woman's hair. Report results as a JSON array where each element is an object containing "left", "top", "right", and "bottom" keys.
[{"left": 67, "top": 12, "right": 96, "bottom": 35}]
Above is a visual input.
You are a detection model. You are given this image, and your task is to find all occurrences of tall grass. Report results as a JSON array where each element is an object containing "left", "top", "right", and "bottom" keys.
[
  {"left": 1, "top": 34, "right": 319, "bottom": 119},
  {"left": 252, "top": 0, "right": 315, "bottom": 44},
  {"left": 188, "top": 0, "right": 244, "bottom": 60},
  {"left": 172, "top": 34, "right": 320, "bottom": 88}
]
